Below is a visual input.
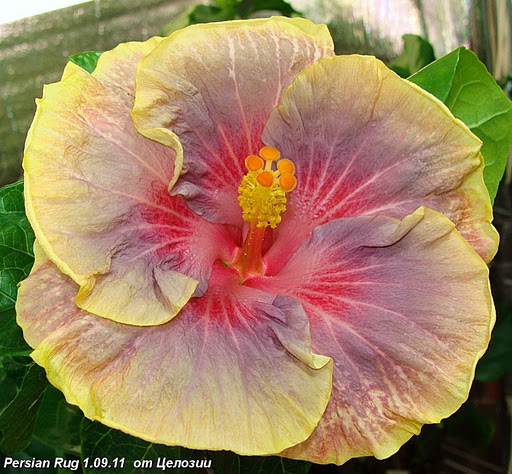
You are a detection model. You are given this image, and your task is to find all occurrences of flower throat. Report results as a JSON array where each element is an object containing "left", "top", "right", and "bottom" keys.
[{"left": 231, "top": 146, "right": 296, "bottom": 281}]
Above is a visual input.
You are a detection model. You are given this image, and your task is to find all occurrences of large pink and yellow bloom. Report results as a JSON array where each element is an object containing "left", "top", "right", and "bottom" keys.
[{"left": 17, "top": 17, "right": 497, "bottom": 465}]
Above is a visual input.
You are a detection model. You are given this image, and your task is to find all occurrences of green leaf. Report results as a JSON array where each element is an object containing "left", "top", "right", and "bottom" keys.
[
  {"left": 215, "top": 0, "right": 238, "bottom": 9},
  {"left": 445, "top": 401, "right": 495, "bottom": 451},
  {"left": 389, "top": 34, "right": 435, "bottom": 78},
  {"left": 68, "top": 51, "right": 102, "bottom": 74},
  {"left": 33, "top": 386, "right": 83, "bottom": 454},
  {"left": 161, "top": 0, "right": 302, "bottom": 35},
  {"left": 235, "top": 0, "right": 302, "bottom": 18},
  {"left": 81, "top": 420, "right": 203, "bottom": 474},
  {"left": 476, "top": 303, "right": 512, "bottom": 381},
  {"left": 189, "top": 4, "right": 232, "bottom": 23},
  {"left": 208, "top": 450, "right": 311, "bottom": 473},
  {"left": 0, "top": 182, "right": 34, "bottom": 357},
  {"left": 81, "top": 420, "right": 311, "bottom": 473},
  {"left": 0, "top": 362, "right": 49, "bottom": 454},
  {"left": 3, "top": 437, "right": 73, "bottom": 474},
  {"left": 409, "top": 47, "right": 512, "bottom": 202},
  {"left": 0, "top": 356, "right": 32, "bottom": 418}
]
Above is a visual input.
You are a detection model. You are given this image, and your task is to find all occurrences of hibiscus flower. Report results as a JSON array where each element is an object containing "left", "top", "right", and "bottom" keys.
[{"left": 17, "top": 17, "right": 496, "bottom": 465}]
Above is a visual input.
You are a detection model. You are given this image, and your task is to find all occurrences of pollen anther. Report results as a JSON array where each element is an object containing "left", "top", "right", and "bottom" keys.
[
  {"left": 259, "top": 146, "right": 280, "bottom": 161},
  {"left": 279, "top": 173, "right": 297, "bottom": 192},
  {"left": 245, "top": 155, "right": 264, "bottom": 171},
  {"left": 277, "top": 158, "right": 295, "bottom": 174},
  {"left": 256, "top": 171, "right": 274, "bottom": 187}
]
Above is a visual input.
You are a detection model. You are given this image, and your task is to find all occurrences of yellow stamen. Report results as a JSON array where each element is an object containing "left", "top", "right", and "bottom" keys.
[
  {"left": 259, "top": 146, "right": 280, "bottom": 161},
  {"left": 237, "top": 147, "right": 296, "bottom": 229}
]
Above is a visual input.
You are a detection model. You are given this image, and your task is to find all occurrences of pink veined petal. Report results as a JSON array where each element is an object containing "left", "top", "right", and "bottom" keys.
[
  {"left": 16, "top": 243, "right": 333, "bottom": 456},
  {"left": 92, "top": 37, "right": 163, "bottom": 94},
  {"left": 131, "top": 17, "right": 334, "bottom": 225},
  {"left": 262, "top": 55, "right": 498, "bottom": 268},
  {"left": 23, "top": 42, "right": 238, "bottom": 326},
  {"left": 252, "top": 207, "right": 495, "bottom": 465}
]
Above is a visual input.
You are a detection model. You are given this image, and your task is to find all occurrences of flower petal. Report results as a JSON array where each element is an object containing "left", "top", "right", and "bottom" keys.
[
  {"left": 17, "top": 243, "right": 333, "bottom": 456},
  {"left": 62, "top": 37, "right": 163, "bottom": 95},
  {"left": 262, "top": 55, "right": 498, "bottom": 265},
  {"left": 132, "top": 17, "right": 334, "bottom": 225},
  {"left": 254, "top": 207, "right": 494, "bottom": 464},
  {"left": 92, "top": 37, "right": 163, "bottom": 94},
  {"left": 23, "top": 41, "right": 238, "bottom": 326}
]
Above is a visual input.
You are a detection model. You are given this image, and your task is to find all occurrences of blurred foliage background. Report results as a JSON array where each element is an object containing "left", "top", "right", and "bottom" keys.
[{"left": 1, "top": 1, "right": 511, "bottom": 473}]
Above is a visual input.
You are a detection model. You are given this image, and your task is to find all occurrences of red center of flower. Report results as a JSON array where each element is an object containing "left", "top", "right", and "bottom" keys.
[{"left": 231, "top": 146, "right": 296, "bottom": 282}]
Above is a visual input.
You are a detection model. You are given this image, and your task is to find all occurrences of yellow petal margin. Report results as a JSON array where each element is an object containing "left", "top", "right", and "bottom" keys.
[
  {"left": 22, "top": 39, "right": 240, "bottom": 326},
  {"left": 17, "top": 242, "right": 333, "bottom": 456}
]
